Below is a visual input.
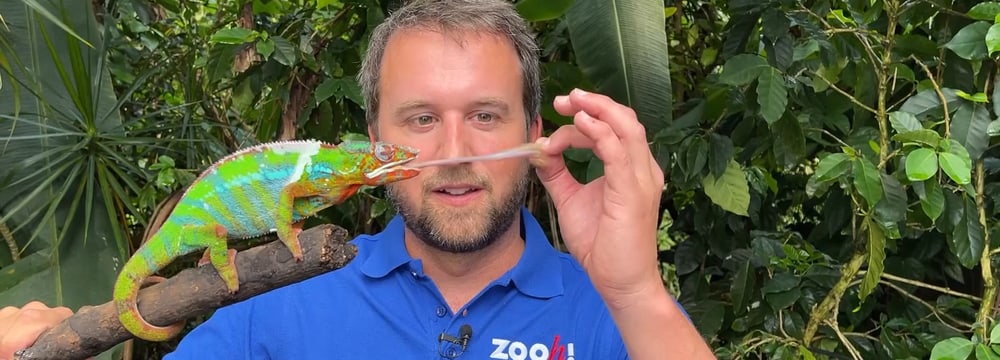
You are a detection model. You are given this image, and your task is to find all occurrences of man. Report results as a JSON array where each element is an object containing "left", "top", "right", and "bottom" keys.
[{"left": 0, "top": 0, "right": 714, "bottom": 358}]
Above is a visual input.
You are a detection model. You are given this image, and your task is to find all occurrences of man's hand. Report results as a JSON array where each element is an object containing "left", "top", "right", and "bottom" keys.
[
  {"left": 533, "top": 88, "right": 664, "bottom": 304},
  {"left": 0, "top": 301, "right": 72, "bottom": 360},
  {"left": 532, "top": 88, "right": 714, "bottom": 359}
]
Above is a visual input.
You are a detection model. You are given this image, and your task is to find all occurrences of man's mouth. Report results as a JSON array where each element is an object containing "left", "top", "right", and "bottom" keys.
[{"left": 433, "top": 185, "right": 483, "bottom": 196}]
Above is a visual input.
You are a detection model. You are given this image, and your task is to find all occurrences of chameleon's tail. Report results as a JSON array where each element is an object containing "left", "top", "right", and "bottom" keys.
[{"left": 113, "top": 245, "right": 185, "bottom": 342}]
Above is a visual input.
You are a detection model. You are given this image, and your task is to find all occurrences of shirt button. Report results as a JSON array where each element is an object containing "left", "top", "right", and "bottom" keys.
[
  {"left": 446, "top": 348, "right": 458, "bottom": 357},
  {"left": 435, "top": 306, "right": 447, "bottom": 317}
]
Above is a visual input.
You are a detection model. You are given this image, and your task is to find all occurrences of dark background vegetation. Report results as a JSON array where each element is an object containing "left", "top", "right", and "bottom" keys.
[{"left": 2, "top": 0, "right": 999, "bottom": 359}]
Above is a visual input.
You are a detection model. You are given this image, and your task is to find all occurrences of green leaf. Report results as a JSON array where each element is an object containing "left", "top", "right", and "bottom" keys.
[
  {"left": 210, "top": 27, "right": 258, "bottom": 44},
  {"left": 814, "top": 153, "right": 851, "bottom": 183},
  {"left": 951, "top": 195, "right": 984, "bottom": 269},
  {"left": 718, "top": 54, "right": 769, "bottom": 86},
  {"left": 757, "top": 68, "right": 787, "bottom": 125},
  {"left": 683, "top": 136, "right": 709, "bottom": 180},
  {"left": 994, "top": 73, "right": 1000, "bottom": 116},
  {"left": 988, "top": 24, "right": 1000, "bottom": 55},
  {"left": 930, "top": 337, "right": 973, "bottom": 360},
  {"left": 565, "top": 0, "right": 673, "bottom": 141},
  {"left": 916, "top": 179, "right": 945, "bottom": 222},
  {"left": 20, "top": 0, "right": 93, "bottom": 47},
  {"left": 761, "top": 9, "right": 790, "bottom": 42},
  {"left": 892, "top": 129, "right": 942, "bottom": 147},
  {"left": 944, "top": 21, "right": 991, "bottom": 60},
  {"left": 762, "top": 272, "right": 800, "bottom": 293},
  {"left": 853, "top": 158, "right": 883, "bottom": 208},
  {"left": 271, "top": 36, "right": 297, "bottom": 66},
  {"left": 940, "top": 140, "right": 973, "bottom": 185},
  {"left": 969, "top": 2, "right": 1000, "bottom": 21},
  {"left": 991, "top": 321, "right": 1000, "bottom": 345},
  {"left": 702, "top": 160, "right": 750, "bottom": 216},
  {"left": 731, "top": 258, "right": 755, "bottom": 315},
  {"left": 940, "top": 152, "right": 972, "bottom": 185},
  {"left": 765, "top": 288, "right": 801, "bottom": 311},
  {"left": 708, "top": 133, "right": 734, "bottom": 179},
  {"left": 889, "top": 111, "right": 923, "bottom": 133},
  {"left": 875, "top": 173, "right": 907, "bottom": 224},
  {"left": 859, "top": 216, "right": 886, "bottom": 301},
  {"left": 956, "top": 90, "right": 990, "bottom": 103},
  {"left": 516, "top": 0, "right": 574, "bottom": 21},
  {"left": 772, "top": 114, "right": 805, "bottom": 169},
  {"left": 951, "top": 102, "right": 992, "bottom": 160},
  {"left": 315, "top": 78, "right": 339, "bottom": 104},
  {"left": 256, "top": 38, "right": 275, "bottom": 59},
  {"left": 990, "top": 119, "right": 1000, "bottom": 137},
  {"left": 900, "top": 88, "right": 961, "bottom": 120},
  {"left": 976, "top": 344, "right": 1000, "bottom": 360},
  {"left": 905, "top": 148, "right": 938, "bottom": 181}
]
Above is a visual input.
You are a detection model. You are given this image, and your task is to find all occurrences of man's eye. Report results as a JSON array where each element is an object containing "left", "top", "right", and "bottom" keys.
[
  {"left": 474, "top": 113, "right": 495, "bottom": 122},
  {"left": 414, "top": 115, "right": 434, "bottom": 126}
]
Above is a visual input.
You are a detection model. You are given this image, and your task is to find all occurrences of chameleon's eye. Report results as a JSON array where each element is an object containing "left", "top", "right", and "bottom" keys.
[{"left": 374, "top": 143, "right": 393, "bottom": 162}]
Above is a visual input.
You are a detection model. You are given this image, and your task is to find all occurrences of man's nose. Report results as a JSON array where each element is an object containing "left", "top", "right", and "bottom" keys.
[{"left": 438, "top": 115, "right": 473, "bottom": 160}]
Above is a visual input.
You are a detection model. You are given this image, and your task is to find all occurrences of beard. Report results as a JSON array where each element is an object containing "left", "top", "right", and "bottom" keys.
[{"left": 387, "top": 162, "right": 531, "bottom": 253}]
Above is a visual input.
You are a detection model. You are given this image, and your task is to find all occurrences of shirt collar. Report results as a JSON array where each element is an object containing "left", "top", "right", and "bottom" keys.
[{"left": 359, "top": 207, "right": 564, "bottom": 299}]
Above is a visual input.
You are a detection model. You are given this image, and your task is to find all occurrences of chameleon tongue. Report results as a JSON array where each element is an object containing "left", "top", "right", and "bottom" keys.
[
  {"left": 406, "top": 143, "right": 543, "bottom": 169},
  {"left": 365, "top": 143, "right": 545, "bottom": 179}
]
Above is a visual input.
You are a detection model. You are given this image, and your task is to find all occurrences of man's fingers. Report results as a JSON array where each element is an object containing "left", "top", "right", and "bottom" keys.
[
  {"left": 559, "top": 89, "right": 656, "bottom": 177},
  {"left": 552, "top": 94, "right": 579, "bottom": 117},
  {"left": 533, "top": 131, "right": 583, "bottom": 208},
  {"left": 0, "top": 307, "right": 16, "bottom": 319},
  {"left": 566, "top": 89, "right": 648, "bottom": 143},
  {"left": 540, "top": 125, "right": 593, "bottom": 154},
  {"left": 0, "top": 303, "right": 73, "bottom": 359}
]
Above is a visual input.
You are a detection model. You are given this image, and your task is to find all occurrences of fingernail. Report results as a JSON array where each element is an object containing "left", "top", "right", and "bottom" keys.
[{"left": 572, "top": 88, "right": 588, "bottom": 96}]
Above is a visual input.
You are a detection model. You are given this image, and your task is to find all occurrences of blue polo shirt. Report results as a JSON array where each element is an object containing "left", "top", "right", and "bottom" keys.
[{"left": 164, "top": 208, "right": 665, "bottom": 359}]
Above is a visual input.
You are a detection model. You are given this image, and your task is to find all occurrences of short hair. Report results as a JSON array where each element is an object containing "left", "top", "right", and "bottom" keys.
[{"left": 357, "top": 0, "right": 541, "bottom": 135}]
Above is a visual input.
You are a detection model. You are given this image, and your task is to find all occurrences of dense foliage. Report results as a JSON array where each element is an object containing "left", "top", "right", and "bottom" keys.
[{"left": 2, "top": 0, "right": 1000, "bottom": 359}]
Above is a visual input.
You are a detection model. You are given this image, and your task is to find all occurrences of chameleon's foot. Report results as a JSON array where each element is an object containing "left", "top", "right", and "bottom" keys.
[
  {"left": 198, "top": 249, "right": 211, "bottom": 267},
  {"left": 201, "top": 247, "right": 239, "bottom": 293},
  {"left": 219, "top": 248, "right": 239, "bottom": 293},
  {"left": 277, "top": 187, "right": 308, "bottom": 262},
  {"left": 277, "top": 221, "right": 305, "bottom": 262}
]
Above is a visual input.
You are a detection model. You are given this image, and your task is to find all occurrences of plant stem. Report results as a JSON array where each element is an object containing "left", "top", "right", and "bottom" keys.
[
  {"left": 975, "top": 162, "right": 996, "bottom": 340},
  {"left": 1, "top": 220, "right": 17, "bottom": 261},
  {"left": 859, "top": 271, "right": 982, "bottom": 302},
  {"left": 803, "top": 252, "right": 866, "bottom": 345},
  {"left": 876, "top": 0, "right": 898, "bottom": 167},
  {"left": 910, "top": 55, "right": 951, "bottom": 137}
]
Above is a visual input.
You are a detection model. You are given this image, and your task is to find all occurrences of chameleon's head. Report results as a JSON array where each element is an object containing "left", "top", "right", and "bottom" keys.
[{"left": 358, "top": 141, "right": 421, "bottom": 184}]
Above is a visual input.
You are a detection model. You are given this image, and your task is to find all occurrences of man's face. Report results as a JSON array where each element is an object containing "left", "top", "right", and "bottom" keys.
[{"left": 371, "top": 28, "right": 539, "bottom": 253}]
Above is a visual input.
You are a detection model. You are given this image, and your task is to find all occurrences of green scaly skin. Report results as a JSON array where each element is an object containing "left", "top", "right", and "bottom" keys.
[{"left": 113, "top": 139, "right": 420, "bottom": 341}]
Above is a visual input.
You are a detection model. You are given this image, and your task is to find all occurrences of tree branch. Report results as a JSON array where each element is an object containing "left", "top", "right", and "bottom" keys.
[{"left": 14, "top": 224, "right": 357, "bottom": 360}]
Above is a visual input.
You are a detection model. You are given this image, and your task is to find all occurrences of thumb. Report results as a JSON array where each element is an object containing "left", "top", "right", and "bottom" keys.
[{"left": 532, "top": 137, "right": 581, "bottom": 207}]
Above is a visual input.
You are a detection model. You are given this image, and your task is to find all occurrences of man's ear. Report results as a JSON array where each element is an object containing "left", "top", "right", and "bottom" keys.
[
  {"left": 367, "top": 124, "right": 378, "bottom": 141},
  {"left": 528, "top": 115, "right": 542, "bottom": 141}
]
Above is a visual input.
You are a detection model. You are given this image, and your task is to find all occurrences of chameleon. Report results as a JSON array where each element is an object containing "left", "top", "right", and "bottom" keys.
[{"left": 113, "top": 139, "right": 421, "bottom": 342}]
